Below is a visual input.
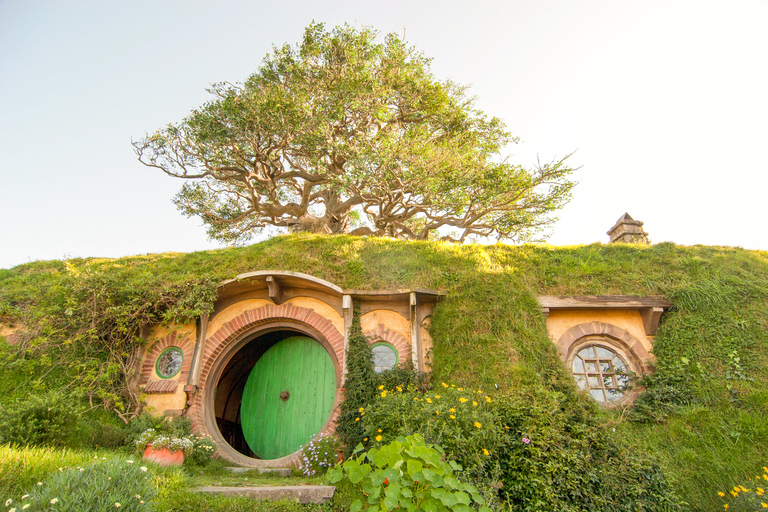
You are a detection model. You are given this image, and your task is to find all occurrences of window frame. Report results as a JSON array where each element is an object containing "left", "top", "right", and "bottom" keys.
[
  {"left": 155, "top": 347, "right": 184, "bottom": 379},
  {"left": 371, "top": 341, "right": 399, "bottom": 373}
]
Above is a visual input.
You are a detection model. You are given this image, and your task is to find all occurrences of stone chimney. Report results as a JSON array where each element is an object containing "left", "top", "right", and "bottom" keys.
[{"left": 607, "top": 213, "right": 649, "bottom": 244}]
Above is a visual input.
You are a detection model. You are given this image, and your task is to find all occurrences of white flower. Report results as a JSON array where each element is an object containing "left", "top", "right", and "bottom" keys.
[
  {"left": 22, "top": 505, "right": 30, "bottom": 510},
  {"left": 126, "top": 460, "right": 134, "bottom": 464},
  {"left": 50, "top": 498, "right": 59, "bottom": 504},
  {"left": 115, "top": 503, "right": 121, "bottom": 508},
  {"left": 9, "top": 508, "right": 15, "bottom": 512},
  {"left": 5, "top": 499, "right": 12, "bottom": 506},
  {"left": 140, "top": 466, "right": 147, "bottom": 472},
  {"left": 21, "top": 496, "right": 28, "bottom": 500},
  {"left": 36, "top": 482, "right": 43, "bottom": 486}
]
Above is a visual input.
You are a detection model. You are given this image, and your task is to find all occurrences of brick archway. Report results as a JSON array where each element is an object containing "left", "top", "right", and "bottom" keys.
[
  {"left": 365, "top": 323, "right": 410, "bottom": 367},
  {"left": 139, "top": 332, "right": 193, "bottom": 394},
  {"left": 189, "top": 303, "right": 345, "bottom": 468}
]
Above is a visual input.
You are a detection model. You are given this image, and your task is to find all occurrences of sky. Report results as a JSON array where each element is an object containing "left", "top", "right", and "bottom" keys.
[{"left": 1, "top": 0, "right": 767, "bottom": 269}]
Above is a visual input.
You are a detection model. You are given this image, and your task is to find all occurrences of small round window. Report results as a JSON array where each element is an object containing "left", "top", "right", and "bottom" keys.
[
  {"left": 371, "top": 343, "right": 398, "bottom": 373},
  {"left": 156, "top": 347, "right": 183, "bottom": 379},
  {"left": 571, "top": 344, "right": 631, "bottom": 403}
]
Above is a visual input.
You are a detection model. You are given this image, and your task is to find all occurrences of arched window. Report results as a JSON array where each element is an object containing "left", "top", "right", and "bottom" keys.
[
  {"left": 371, "top": 342, "right": 398, "bottom": 373},
  {"left": 156, "top": 347, "right": 183, "bottom": 379},
  {"left": 569, "top": 341, "right": 633, "bottom": 404}
]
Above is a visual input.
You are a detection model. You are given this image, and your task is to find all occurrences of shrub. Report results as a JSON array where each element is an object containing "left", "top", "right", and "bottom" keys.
[
  {"left": 4, "top": 456, "right": 156, "bottom": 512},
  {"left": 299, "top": 433, "right": 341, "bottom": 477},
  {"left": 713, "top": 466, "right": 768, "bottom": 511},
  {"left": 328, "top": 433, "right": 491, "bottom": 512},
  {"left": 184, "top": 435, "right": 217, "bottom": 468},
  {"left": 0, "top": 391, "right": 82, "bottom": 448}
]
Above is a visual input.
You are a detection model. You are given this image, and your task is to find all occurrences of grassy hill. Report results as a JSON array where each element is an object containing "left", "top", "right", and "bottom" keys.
[{"left": 1, "top": 234, "right": 767, "bottom": 510}]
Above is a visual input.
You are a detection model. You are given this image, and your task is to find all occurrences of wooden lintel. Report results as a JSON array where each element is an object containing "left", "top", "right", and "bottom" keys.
[
  {"left": 537, "top": 295, "right": 671, "bottom": 309},
  {"left": 266, "top": 276, "right": 283, "bottom": 305},
  {"left": 641, "top": 307, "right": 665, "bottom": 336}
]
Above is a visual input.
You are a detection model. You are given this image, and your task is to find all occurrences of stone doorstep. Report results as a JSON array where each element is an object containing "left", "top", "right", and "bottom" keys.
[
  {"left": 195, "top": 485, "right": 336, "bottom": 504},
  {"left": 225, "top": 466, "right": 292, "bottom": 477}
]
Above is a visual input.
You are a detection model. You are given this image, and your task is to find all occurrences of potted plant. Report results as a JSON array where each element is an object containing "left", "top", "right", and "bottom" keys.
[{"left": 136, "top": 428, "right": 194, "bottom": 466}]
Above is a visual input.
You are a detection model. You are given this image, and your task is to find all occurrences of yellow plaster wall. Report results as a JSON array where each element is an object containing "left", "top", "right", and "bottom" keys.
[
  {"left": 207, "top": 299, "right": 273, "bottom": 336},
  {"left": 545, "top": 310, "right": 653, "bottom": 354},
  {"left": 361, "top": 310, "right": 411, "bottom": 343},
  {"left": 286, "top": 297, "right": 344, "bottom": 335},
  {"left": 144, "top": 388, "right": 187, "bottom": 414},
  {"left": 143, "top": 322, "right": 196, "bottom": 416}
]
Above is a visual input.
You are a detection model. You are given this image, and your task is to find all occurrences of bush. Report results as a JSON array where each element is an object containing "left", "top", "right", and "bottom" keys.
[
  {"left": 299, "top": 433, "right": 341, "bottom": 477},
  {"left": 4, "top": 456, "right": 156, "bottom": 512},
  {"left": 328, "top": 433, "right": 491, "bottom": 512},
  {"left": 0, "top": 391, "right": 82, "bottom": 448}
]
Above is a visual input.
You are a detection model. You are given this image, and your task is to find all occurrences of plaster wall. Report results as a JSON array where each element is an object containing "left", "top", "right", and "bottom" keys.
[
  {"left": 361, "top": 310, "right": 410, "bottom": 342},
  {"left": 207, "top": 299, "right": 273, "bottom": 335},
  {"left": 142, "top": 323, "right": 196, "bottom": 415},
  {"left": 286, "top": 297, "right": 344, "bottom": 335},
  {"left": 545, "top": 310, "right": 653, "bottom": 355}
]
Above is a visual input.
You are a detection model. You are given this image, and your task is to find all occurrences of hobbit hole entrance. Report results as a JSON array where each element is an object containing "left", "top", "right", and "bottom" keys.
[{"left": 211, "top": 328, "right": 338, "bottom": 460}]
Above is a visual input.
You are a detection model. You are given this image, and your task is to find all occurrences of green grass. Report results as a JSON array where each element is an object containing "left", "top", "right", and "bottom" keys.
[{"left": 2, "top": 235, "right": 768, "bottom": 509}]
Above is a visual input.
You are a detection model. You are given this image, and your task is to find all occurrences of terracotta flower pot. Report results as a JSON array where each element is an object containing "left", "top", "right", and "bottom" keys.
[{"left": 143, "top": 444, "right": 185, "bottom": 466}]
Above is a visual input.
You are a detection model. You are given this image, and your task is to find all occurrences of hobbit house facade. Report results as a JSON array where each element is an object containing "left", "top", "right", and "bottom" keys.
[{"left": 138, "top": 269, "right": 670, "bottom": 468}]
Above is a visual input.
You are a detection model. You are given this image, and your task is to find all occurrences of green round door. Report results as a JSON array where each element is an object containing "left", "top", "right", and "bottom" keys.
[{"left": 240, "top": 336, "right": 337, "bottom": 459}]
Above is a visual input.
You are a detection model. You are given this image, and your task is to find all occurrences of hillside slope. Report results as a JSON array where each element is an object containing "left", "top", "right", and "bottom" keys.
[{"left": 1, "top": 235, "right": 767, "bottom": 509}]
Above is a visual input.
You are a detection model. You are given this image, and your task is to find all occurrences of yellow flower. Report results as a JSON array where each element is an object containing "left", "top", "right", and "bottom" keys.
[
  {"left": 759, "top": 488, "right": 765, "bottom": 493},
  {"left": 364, "top": 438, "right": 368, "bottom": 441},
  {"left": 435, "top": 410, "right": 440, "bottom": 414},
  {"left": 381, "top": 391, "right": 387, "bottom": 398},
  {"left": 504, "top": 426, "right": 510, "bottom": 429},
  {"left": 482, "top": 449, "right": 489, "bottom": 456},
  {"left": 459, "top": 398, "right": 468, "bottom": 403},
  {"left": 378, "top": 429, "right": 382, "bottom": 432},
  {"left": 450, "top": 415, "right": 456, "bottom": 419},
  {"left": 740, "top": 486, "right": 749, "bottom": 492},
  {"left": 396, "top": 386, "right": 402, "bottom": 392},
  {"left": 718, "top": 492, "right": 725, "bottom": 497},
  {"left": 474, "top": 421, "right": 482, "bottom": 429},
  {"left": 724, "top": 505, "right": 728, "bottom": 510},
  {"left": 472, "top": 401, "right": 478, "bottom": 406},
  {"left": 761, "top": 503, "right": 767, "bottom": 508},
  {"left": 426, "top": 398, "right": 432, "bottom": 404},
  {"left": 441, "top": 382, "right": 449, "bottom": 388},
  {"left": 375, "top": 435, "right": 382, "bottom": 442},
  {"left": 359, "top": 407, "right": 364, "bottom": 413},
  {"left": 731, "top": 491, "right": 739, "bottom": 497},
  {"left": 355, "top": 417, "right": 360, "bottom": 421},
  {"left": 449, "top": 408, "right": 456, "bottom": 413},
  {"left": 485, "top": 396, "right": 492, "bottom": 403},
  {"left": 458, "top": 387, "right": 463, "bottom": 391},
  {"left": 435, "top": 395, "right": 440, "bottom": 399}
]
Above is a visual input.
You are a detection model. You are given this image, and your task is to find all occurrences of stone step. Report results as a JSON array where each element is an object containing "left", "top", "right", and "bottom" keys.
[
  {"left": 195, "top": 485, "right": 336, "bottom": 504},
  {"left": 224, "top": 466, "right": 292, "bottom": 477}
]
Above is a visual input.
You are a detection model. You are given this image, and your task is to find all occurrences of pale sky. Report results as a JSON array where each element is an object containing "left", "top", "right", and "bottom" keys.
[{"left": 1, "top": 0, "right": 767, "bottom": 269}]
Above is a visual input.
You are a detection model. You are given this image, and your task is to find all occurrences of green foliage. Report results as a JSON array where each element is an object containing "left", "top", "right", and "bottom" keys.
[
  {"left": 335, "top": 308, "right": 377, "bottom": 456},
  {"left": 134, "top": 23, "right": 574, "bottom": 243},
  {"left": 713, "top": 467, "right": 768, "bottom": 511},
  {"left": 2, "top": 235, "right": 768, "bottom": 508},
  {"left": 328, "top": 433, "right": 491, "bottom": 512},
  {"left": 4, "top": 457, "right": 157, "bottom": 512},
  {"left": 361, "top": 383, "right": 503, "bottom": 481},
  {"left": 299, "top": 433, "right": 341, "bottom": 477},
  {"left": 0, "top": 391, "right": 83, "bottom": 448}
]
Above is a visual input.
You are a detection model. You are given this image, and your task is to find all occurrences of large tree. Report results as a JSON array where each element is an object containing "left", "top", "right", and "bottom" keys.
[{"left": 134, "top": 23, "right": 575, "bottom": 243}]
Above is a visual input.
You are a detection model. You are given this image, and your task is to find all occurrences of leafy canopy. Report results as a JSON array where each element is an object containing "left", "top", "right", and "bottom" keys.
[{"left": 134, "top": 23, "right": 575, "bottom": 243}]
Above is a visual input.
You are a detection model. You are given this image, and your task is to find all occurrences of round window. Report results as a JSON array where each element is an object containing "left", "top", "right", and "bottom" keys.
[
  {"left": 571, "top": 344, "right": 631, "bottom": 403},
  {"left": 156, "top": 347, "right": 183, "bottom": 379},
  {"left": 371, "top": 343, "right": 398, "bottom": 373}
]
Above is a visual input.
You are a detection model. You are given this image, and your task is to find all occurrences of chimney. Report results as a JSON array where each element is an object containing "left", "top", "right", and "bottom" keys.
[{"left": 607, "top": 213, "right": 649, "bottom": 244}]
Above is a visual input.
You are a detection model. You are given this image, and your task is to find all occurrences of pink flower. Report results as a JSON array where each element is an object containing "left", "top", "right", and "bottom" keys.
[{"left": 522, "top": 437, "right": 530, "bottom": 444}]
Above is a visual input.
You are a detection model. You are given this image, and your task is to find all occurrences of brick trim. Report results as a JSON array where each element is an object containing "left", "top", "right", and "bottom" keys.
[
  {"left": 365, "top": 323, "right": 410, "bottom": 367},
  {"left": 139, "top": 332, "right": 193, "bottom": 389},
  {"left": 555, "top": 321, "right": 652, "bottom": 371}
]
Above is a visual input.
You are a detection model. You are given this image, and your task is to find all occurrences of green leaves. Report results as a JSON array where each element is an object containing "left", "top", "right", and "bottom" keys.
[
  {"left": 327, "top": 433, "right": 488, "bottom": 512},
  {"left": 136, "top": 22, "right": 575, "bottom": 243}
]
